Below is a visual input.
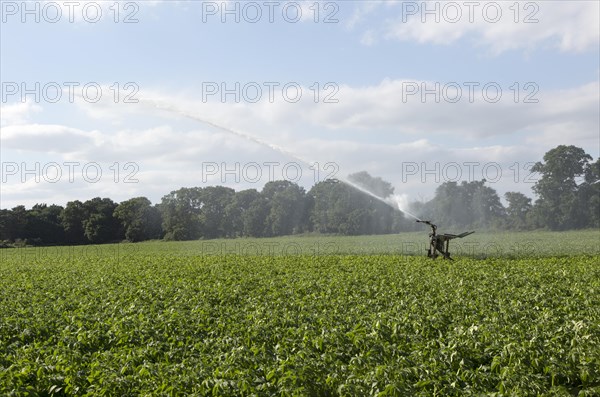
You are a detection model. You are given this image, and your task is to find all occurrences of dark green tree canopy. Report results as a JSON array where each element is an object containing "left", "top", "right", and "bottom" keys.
[
  {"left": 114, "top": 197, "right": 162, "bottom": 242},
  {"left": 82, "top": 197, "right": 122, "bottom": 244},
  {"left": 531, "top": 145, "right": 595, "bottom": 230},
  {"left": 504, "top": 192, "right": 533, "bottom": 230},
  {"left": 418, "top": 180, "right": 504, "bottom": 229},
  {"left": 2, "top": 145, "right": 598, "bottom": 246}
]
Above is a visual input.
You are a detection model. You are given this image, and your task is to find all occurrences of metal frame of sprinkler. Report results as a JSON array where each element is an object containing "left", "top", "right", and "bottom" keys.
[{"left": 416, "top": 220, "right": 474, "bottom": 260}]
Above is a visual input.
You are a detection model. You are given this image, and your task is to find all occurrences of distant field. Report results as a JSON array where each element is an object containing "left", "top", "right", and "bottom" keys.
[
  {"left": 1, "top": 231, "right": 599, "bottom": 395},
  {"left": 3, "top": 229, "right": 598, "bottom": 263}
]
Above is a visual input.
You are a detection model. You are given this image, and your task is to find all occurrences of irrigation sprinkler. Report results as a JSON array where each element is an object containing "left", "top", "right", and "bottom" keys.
[{"left": 416, "top": 220, "right": 474, "bottom": 260}]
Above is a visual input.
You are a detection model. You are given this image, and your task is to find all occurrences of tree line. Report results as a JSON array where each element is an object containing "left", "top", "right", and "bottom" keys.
[
  {"left": 1, "top": 145, "right": 598, "bottom": 246},
  {"left": 417, "top": 145, "right": 599, "bottom": 231}
]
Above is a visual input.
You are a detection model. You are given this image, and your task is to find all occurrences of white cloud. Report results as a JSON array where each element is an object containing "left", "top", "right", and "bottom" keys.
[
  {"left": 354, "top": 1, "right": 599, "bottom": 54},
  {"left": 181, "top": 79, "right": 595, "bottom": 147},
  {"left": 1, "top": 78, "right": 597, "bottom": 208},
  {"left": 0, "top": 102, "right": 42, "bottom": 126},
  {"left": 345, "top": 0, "right": 399, "bottom": 29},
  {"left": 1, "top": 124, "right": 100, "bottom": 153}
]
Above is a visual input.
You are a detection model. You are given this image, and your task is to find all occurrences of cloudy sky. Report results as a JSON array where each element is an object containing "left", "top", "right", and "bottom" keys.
[{"left": 1, "top": 0, "right": 599, "bottom": 209}]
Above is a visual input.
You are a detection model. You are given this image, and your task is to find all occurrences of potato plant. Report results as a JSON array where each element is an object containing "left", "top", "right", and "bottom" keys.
[{"left": 0, "top": 243, "right": 598, "bottom": 396}]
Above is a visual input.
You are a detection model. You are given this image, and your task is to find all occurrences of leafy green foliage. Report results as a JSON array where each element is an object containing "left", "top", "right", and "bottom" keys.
[
  {"left": 418, "top": 180, "right": 505, "bottom": 230},
  {"left": 504, "top": 192, "right": 533, "bottom": 231},
  {"left": 2, "top": 145, "right": 599, "bottom": 246},
  {"left": 531, "top": 145, "right": 596, "bottom": 230},
  {"left": 1, "top": 242, "right": 598, "bottom": 396},
  {"left": 309, "top": 179, "right": 407, "bottom": 235},
  {"left": 114, "top": 197, "right": 162, "bottom": 242}
]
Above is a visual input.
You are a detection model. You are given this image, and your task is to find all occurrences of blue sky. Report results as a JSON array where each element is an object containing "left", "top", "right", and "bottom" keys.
[{"left": 1, "top": 0, "right": 599, "bottom": 209}]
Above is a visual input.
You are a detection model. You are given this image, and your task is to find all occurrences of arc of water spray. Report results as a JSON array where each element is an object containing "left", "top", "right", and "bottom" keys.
[{"left": 139, "top": 98, "right": 423, "bottom": 221}]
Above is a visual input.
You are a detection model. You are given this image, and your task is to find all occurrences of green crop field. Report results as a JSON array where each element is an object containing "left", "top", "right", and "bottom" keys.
[{"left": 1, "top": 231, "right": 599, "bottom": 396}]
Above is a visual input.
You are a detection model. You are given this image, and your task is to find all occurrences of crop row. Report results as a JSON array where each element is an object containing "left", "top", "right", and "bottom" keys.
[{"left": 1, "top": 254, "right": 599, "bottom": 396}]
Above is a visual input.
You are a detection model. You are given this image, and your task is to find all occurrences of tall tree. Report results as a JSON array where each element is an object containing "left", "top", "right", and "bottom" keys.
[
  {"left": 199, "top": 186, "right": 235, "bottom": 239},
  {"left": 504, "top": 192, "right": 532, "bottom": 230},
  {"left": 263, "top": 181, "right": 308, "bottom": 236},
  {"left": 309, "top": 178, "right": 397, "bottom": 235},
  {"left": 225, "top": 189, "right": 267, "bottom": 237},
  {"left": 24, "top": 204, "right": 65, "bottom": 245},
  {"left": 577, "top": 158, "right": 600, "bottom": 228},
  {"left": 423, "top": 180, "right": 504, "bottom": 229},
  {"left": 0, "top": 206, "right": 27, "bottom": 242},
  {"left": 60, "top": 200, "right": 88, "bottom": 244},
  {"left": 82, "top": 197, "right": 122, "bottom": 244},
  {"left": 531, "top": 145, "right": 593, "bottom": 230},
  {"left": 114, "top": 197, "right": 162, "bottom": 242},
  {"left": 159, "top": 187, "right": 203, "bottom": 241},
  {"left": 0, "top": 210, "right": 12, "bottom": 241},
  {"left": 471, "top": 182, "right": 505, "bottom": 228},
  {"left": 309, "top": 179, "right": 351, "bottom": 234}
]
